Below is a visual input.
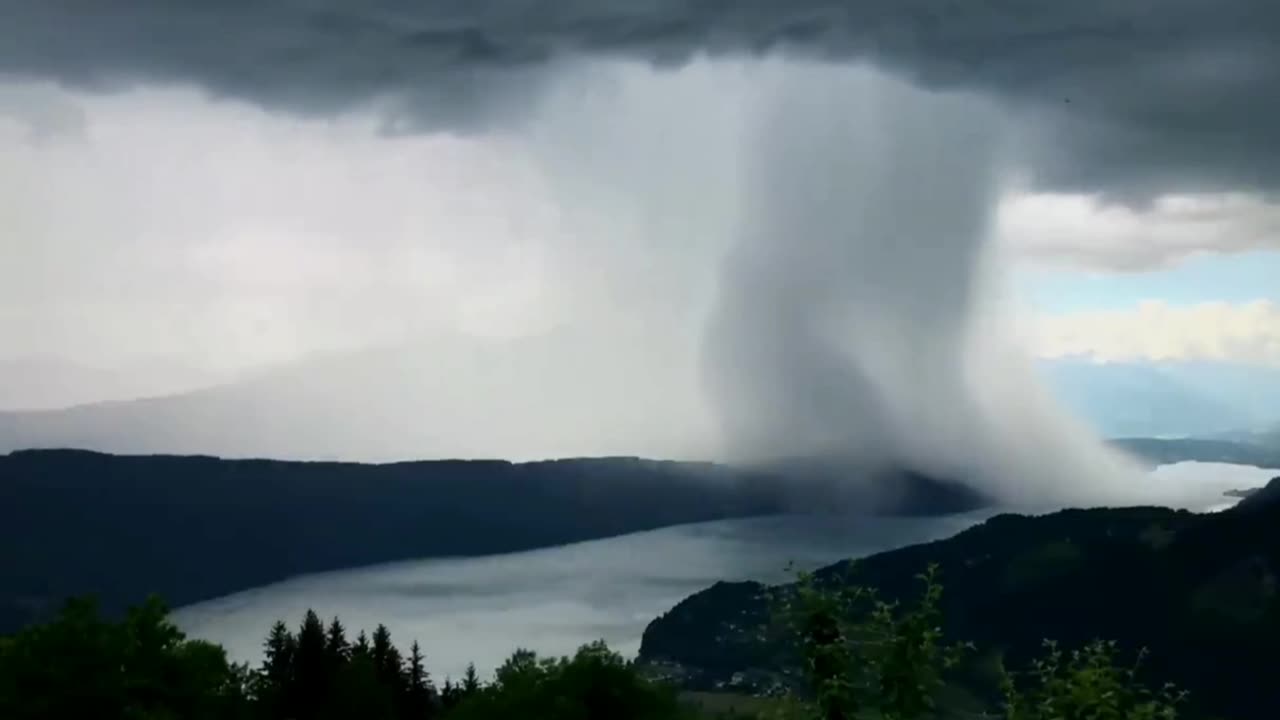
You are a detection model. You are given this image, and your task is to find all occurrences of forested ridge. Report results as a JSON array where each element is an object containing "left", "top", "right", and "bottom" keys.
[{"left": 0, "top": 448, "right": 983, "bottom": 633}]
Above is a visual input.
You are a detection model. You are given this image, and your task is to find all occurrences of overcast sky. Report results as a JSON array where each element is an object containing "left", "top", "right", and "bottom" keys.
[
  {"left": 3, "top": 69, "right": 1277, "bottom": 382},
  {"left": 1, "top": 2, "right": 1278, "bottom": 477}
]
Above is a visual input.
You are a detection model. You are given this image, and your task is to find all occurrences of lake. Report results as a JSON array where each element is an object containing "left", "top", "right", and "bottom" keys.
[{"left": 172, "top": 461, "right": 1275, "bottom": 681}]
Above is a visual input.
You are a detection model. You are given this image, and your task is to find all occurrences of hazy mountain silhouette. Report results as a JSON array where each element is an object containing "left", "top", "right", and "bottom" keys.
[
  {"left": 5, "top": 347, "right": 1279, "bottom": 461},
  {"left": 0, "top": 328, "right": 716, "bottom": 462},
  {"left": 1038, "top": 358, "right": 1280, "bottom": 438},
  {"left": 0, "top": 355, "right": 229, "bottom": 411},
  {"left": 1039, "top": 356, "right": 1280, "bottom": 435}
]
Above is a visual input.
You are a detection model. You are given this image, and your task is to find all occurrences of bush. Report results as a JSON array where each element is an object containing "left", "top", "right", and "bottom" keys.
[
  {"left": 999, "top": 640, "right": 1184, "bottom": 720},
  {"left": 446, "top": 640, "right": 700, "bottom": 720},
  {"left": 0, "top": 596, "right": 252, "bottom": 720},
  {"left": 767, "top": 564, "right": 1186, "bottom": 720}
]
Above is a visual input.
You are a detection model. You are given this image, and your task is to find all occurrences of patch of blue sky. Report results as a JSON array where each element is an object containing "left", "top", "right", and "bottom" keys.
[{"left": 1015, "top": 250, "right": 1280, "bottom": 313}]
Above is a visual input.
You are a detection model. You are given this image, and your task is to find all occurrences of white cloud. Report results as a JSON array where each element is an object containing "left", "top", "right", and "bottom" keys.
[
  {"left": 1032, "top": 300, "right": 1280, "bottom": 366},
  {"left": 0, "top": 82, "right": 684, "bottom": 372},
  {"left": 996, "top": 191, "right": 1280, "bottom": 271},
  {"left": 0, "top": 83, "right": 573, "bottom": 369},
  {"left": 0, "top": 64, "right": 747, "bottom": 403}
]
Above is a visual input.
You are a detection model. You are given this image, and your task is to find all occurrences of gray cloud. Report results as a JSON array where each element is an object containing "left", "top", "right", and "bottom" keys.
[
  {"left": 1, "top": 1, "right": 1278, "bottom": 192},
  {"left": 2, "top": 2, "right": 1271, "bottom": 513},
  {"left": 0, "top": 63, "right": 747, "bottom": 407},
  {"left": 999, "top": 193, "right": 1280, "bottom": 271}
]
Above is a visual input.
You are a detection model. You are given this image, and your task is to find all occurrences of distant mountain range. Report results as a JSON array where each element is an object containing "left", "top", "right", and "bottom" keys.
[
  {"left": 3, "top": 344, "right": 1279, "bottom": 460},
  {"left": 0, "top": 329, "right": 715, "bottom": 462},
  {"left": 0, "top": 355, "right": 231, "bottom": 411},
  {"left": 1037, "top": 358, "right": 1280, "bottom": 439}
]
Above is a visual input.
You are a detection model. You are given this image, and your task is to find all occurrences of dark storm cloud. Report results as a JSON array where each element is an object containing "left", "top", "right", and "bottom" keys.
[{"left": 2, "top": 0, "right": 1278, "bottom": 190}]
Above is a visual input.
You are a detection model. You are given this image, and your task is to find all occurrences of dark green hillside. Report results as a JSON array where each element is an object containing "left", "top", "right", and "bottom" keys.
[{"left": 640, "top": 490, "right": 1280, "bottom": 720}]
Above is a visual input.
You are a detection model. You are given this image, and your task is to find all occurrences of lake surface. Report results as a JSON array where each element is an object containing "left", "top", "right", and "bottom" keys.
[{"left": 173, "top": 461, "right": 1275, "bottom": 681}]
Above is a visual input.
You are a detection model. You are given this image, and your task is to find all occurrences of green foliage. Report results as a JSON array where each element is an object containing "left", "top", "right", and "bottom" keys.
[
  {"left": 767, "top": 563, "right": 971, "bottom": 720},
  {"left": 446, "top": 640, "right": 698, "bottom": 720},
  {"left": 251, "top": 613, "right": 438, "bottom": 720},
  {"left": 998, "top": 641, "right": 1185, "bottom": 720},
  {"left": 0, "top": 597, "right": 698, "bottom": 720},
  {"left": 766, "top": 564, "right": 1185, "bottom": 720},
  {"left": 462, "top": 662, "right": 481, "bottom": 694},
  {"left": 0, "top": 595, "right": 251, "bottom": 720},
  {"left": 0, "top": 573, "right": 1199, "bottom": 720}
]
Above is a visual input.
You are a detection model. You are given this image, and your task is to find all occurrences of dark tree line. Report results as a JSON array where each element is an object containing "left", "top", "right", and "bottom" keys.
[
  {"left": 0, "top": 596, "right": 696, "bottom": 720},
  {"left": 246, "top": 610, "right": 696, "bottom": 720},
  {"left": 0, "top": 574, "right": 1196, "bottom": 720},
  {"left": 253, "top": 610, "right": 471, "bottom": 720}
]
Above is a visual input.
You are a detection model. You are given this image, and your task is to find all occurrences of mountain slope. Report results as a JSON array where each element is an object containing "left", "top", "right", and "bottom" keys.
[
  {"left": 638, "top": 491, "right": 1280, "bottom": 720},
  {"left": 0, "top": 328, "right": 716, "bottom": 462},
  {"left": 0, "top": 355, "right": 229, "bottom": 412}
]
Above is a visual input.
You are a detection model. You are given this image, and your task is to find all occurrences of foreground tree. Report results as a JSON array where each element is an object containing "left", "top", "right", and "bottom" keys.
[
  {"left": 0, "top": 596, "right": 251, "bottom": 720},
  {"left": 326, "top": 617, "right": 351, "bottom": 667},
  {"left": 769, "top": 564, "right": 969, "bottom": 720},
  {"left": 445, "top": 641, "right": 701, "bottom": 720},
  {"left": 251, "top": 610, "right": 439, "bottom": 720},
  {"left": 461, "top": 662, "right": 482, "bottom": 695},
  {"left": 405, "top": 640, "right": 438, "bottom": 717},
  {"left": 999, "top": 640, "right": 1184, "bottom": 720},
  {"left": 771, "top": 564, "right": 1185, "bottom": 720}
]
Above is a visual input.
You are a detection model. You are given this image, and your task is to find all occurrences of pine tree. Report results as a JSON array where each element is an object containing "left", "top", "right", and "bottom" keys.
[
  {"left": 261, "top": 620, "right": 297, "bottom": 717},
  {"left": 325, "top": 617, "right": 350, "bottom": 661},
  {"left": 353, "top": 630, "right": 371, "bottom": 659},
  {"left": 325, "top": 617, "right": 350, "bottom": 667},
  {"left": 385, "top": 646, "right": 405, "bottom": 692},
  {"left": 405, "top": 641, "right": 437, "bottom": 718},
  {"left": 439, "top": 678, "right": 460, "bottom": 710},
  {"left": 370, "top": 624, "right": 403, "bottom": 689},
  {"left": 263, "top": 620, "right": 296, "bottom": 683},
  {"left": 407, "top": 641, "right": 428, "bottom": 693},
  {"left": 294, "top": 609, "right": 329, "bottom": 719},
  {"left": 371, "top": 624, "right": 393, "bottom": 670},
  {"left": 461, "top": 662, "right": 480, "bottom": 695}
]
